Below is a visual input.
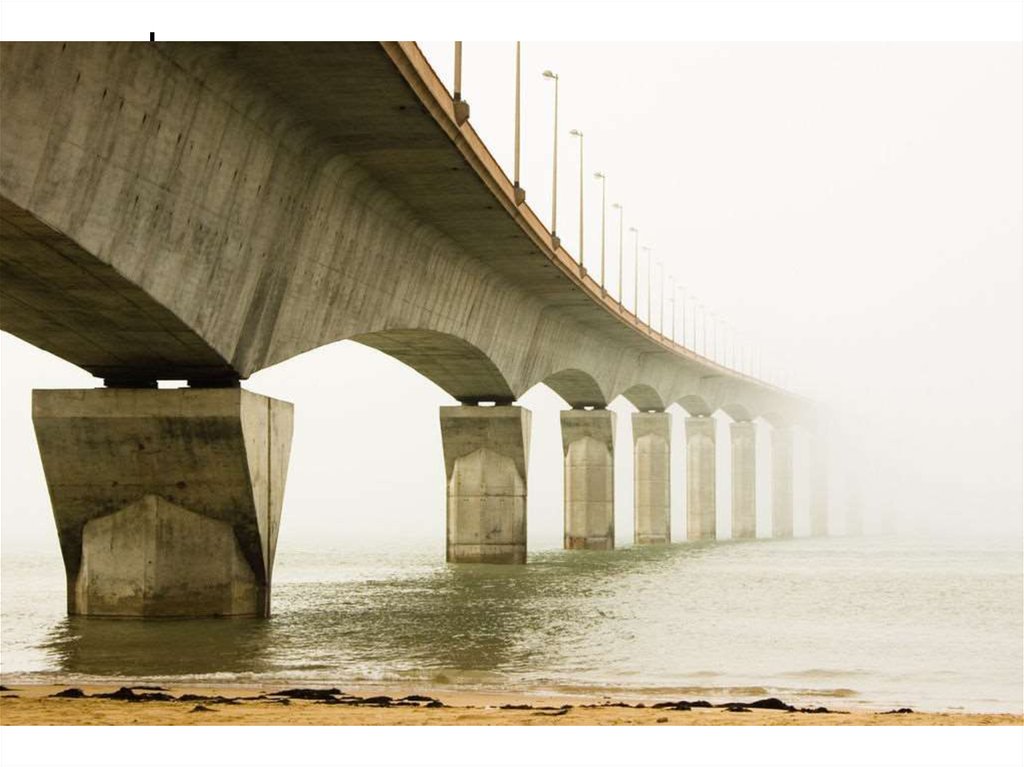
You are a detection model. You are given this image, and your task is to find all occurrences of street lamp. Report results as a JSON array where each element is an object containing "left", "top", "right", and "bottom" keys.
[
  {"left": 668, "top": 275, "right": 676, "bottom": 342},
  {"left": 709, "top": 310, "right": 717, "bottom": 361},
  {"left": 568, "top": 129, "right": 585, "bottom": 272},
  {"left": 629, "top": 226, "right": 639, "bottom": 315},
  {"left": 657, "top": 261, "right": 665, "bottom": 336},
  {"left": 542, "top": 70, "right": 559, "bottom": 248},
  {"left": 678, "top": 287, "right": 687, "bottom": 347},
  {"left": 612, "top": 203, "right": 624, "bottom": 305},
  {"left": 642, "top": 246, "right": 652, "bottom": 327},
  {"left": 513, "top": 42, "right": 525, "bottom": 205},
  {"left": 594, "top": 172, "right": 607, "bottom": 290},
  {"left": 453, "top": 42, "right": 469, "bottom": 124}
]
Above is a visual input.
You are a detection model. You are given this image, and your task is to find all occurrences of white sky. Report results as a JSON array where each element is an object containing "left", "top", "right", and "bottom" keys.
[{"left": 1, "top": 16, "right": 1021, "bottom": 555}]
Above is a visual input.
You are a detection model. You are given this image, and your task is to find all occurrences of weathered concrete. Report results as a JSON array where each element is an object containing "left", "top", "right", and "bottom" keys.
[
  {"left": 771, "top": 426, "right": 795, "bottom": 539},
  {"left": 632, "top": 412, "right": 671, "bottom": 544},
  {"left": 730, "top": 421, "right": 757, "bottom": 539},
  {"left": 560, "top": 409, "right": 615, "bottom": 550},
  {"left": 440, "top": 406, "right": 530, "bottom": 564},
  {"left": 0, "top": 41, "right": 809, "bottom": 423},
  {"left": 32, "top": 388, "right": 293, "bottom": 617},
  {"left": 809, "top": 437, "right": 829, "bottom": 537},
  {"left": 686, "top": 416, "right": 717, "bottom": 541}
]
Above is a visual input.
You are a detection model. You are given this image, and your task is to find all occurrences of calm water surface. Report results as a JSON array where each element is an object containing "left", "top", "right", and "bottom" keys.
[{"left": 2, "top": 535, "right": 1021, "bottom": 712}]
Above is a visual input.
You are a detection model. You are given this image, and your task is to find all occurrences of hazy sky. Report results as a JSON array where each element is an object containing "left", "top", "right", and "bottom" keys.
[{"left": 1, "top": 41, "right": 1020, "bottom": 558}]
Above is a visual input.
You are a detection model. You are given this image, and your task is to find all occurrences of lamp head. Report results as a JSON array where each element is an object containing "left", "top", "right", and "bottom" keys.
[
  {"left": 593, "top": 171, "right": 605, "bottom": 180},
  {"left": 569, "top": 128, "right": 583, "bottom": 138},
  {"left": 542, "top": 70, "right": 558, "bottom": 80},
  {"left": 611, "top": 202, "right": 622, "bottom": 210}
]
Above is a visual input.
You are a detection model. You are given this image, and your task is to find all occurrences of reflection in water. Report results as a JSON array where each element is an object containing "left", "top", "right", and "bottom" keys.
[
  {"left": 43, "top": 617, "right": 276, "bottom": 678},
  {"left": 5, "top": 536, "right": 1022, "bottom": 713}
]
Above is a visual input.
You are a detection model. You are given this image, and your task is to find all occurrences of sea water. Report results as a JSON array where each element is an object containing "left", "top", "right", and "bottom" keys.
[{"left": 1, "top": 534, "right": 1021, "bottom": 713}]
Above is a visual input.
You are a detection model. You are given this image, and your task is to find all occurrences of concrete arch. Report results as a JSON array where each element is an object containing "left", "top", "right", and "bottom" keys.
[
  {"left": 676, "top": 394, "right": 715, "bottom": 417},
  {"left": 720, "top": 402, "right": 754, "bottom": 422},
  {"left": 351, "top": 329, "right": 515, "bottom": 404},
  {"left": 542, "top": 368, "right": 608, "bottom": 408},
  {"left": 622, "top": 384, "right": 665, "bottom": 412}
]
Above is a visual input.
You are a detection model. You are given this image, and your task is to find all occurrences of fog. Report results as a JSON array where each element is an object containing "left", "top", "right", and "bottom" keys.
[{"left": 1, "top": 42, "right": 1020, "bottom": 557}]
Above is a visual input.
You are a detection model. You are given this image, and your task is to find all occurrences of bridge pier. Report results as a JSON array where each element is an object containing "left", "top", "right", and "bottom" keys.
[
  {"left": 32, "top": 388, "right": 293, "bottom": 618},
  {"left": 730, "top": 421, "right": 757, "bottom": 539},
  {"left": 440, "top": 405, "right": 530, "bottom": 564},
  {"left": 561, "top": 409, "right": 615, "bottom": 550},
  {"left": 771, "top": 426, "right": 795, "bottom": 538},
  {"left": 686, "top": 416, "right": 717, "bottom": 541},
  {"left": 810, "top": 437, "right": 829, "bottom": 536},
  {"left": 632, "top": 412, "right": 671, "bottom": 544}
]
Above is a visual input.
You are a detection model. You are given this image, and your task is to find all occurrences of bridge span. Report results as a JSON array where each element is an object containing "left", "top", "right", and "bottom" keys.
[{"left": 1, "top": 41, "right": 827, "bottom": 617}]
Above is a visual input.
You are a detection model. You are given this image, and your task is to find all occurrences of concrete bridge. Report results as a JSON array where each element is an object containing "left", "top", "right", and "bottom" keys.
[{"left": 0, "top": 41, "right": 827, "bottom": 618}]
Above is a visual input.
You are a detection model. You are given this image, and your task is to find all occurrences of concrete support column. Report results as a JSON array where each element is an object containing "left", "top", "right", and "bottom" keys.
[
  {"left": 561, "top": 409, "right": 615, "bottom": 550},
  {"left": 440, "top": 405, "right": 530, "bottom": 564},
  {"left": 32, "top": 388, "right": 293, "bottom": 618},
  {"left": 810, "top": 437, "right": 829, "bottom": 537},
  {"left": 632, "top": 412, "right": 671, "bottom": 544},
  {"left": 730, "top": 421, "right": 756, "bottom": 539},
  {"left": 686, "top": 416, "right": 717, "bottom": 541},
  {"left": 771, "top": 425, "right": 795, "bottom": 538}
]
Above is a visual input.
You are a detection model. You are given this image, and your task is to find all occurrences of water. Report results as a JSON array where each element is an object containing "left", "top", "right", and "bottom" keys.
[{"left": 1, "top": 535, "right": 1021, "bottom": 713}]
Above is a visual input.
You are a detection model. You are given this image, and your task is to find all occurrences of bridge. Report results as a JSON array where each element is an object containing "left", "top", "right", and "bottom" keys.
[{"left": 0, "top": 41, "right": 828, "bottom": 618}]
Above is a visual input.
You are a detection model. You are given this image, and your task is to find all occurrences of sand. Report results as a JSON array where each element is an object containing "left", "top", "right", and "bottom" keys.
[{"left": 0, "top": 683, "right": 1020, "bottom": 726}]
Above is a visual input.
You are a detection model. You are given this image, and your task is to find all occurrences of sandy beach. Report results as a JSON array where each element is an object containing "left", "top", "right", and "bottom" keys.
[{"left": 0, "top": 683, "right": 1019, "bottom": 726}]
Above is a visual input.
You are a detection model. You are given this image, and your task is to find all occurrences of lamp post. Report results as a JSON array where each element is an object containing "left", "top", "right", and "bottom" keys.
[
  {"left": 594, "top": 172, "right": 606, "bottom": 290},
  {"left": 657, "top": 261, "right": 665, "bottom": 337},
  {"left": 513, "top": 42, "right": 525, "bottom": 205},
  {"left": 569, "top": 129, "right": 584, "bottom": 272},
  {"left": 630, "top": 226, "right": 639, "bottom": 315},
  {"left": 668, "top": 275, "right": 676, "bottom": 342},
  {"left": 542, "top": 70, "right": 559, "bottom": 247},
  {"left": 453, "top": 42, "right": 469, "bottom": 124},
  {"left": 699, "top": 303, "right": 707, "bottom": 356},
  {"left": 709, "top": 310, "right": 718, "bottom": 362},
  {"left": 612, "top": 203, "right": 623, "bottom": 305},
  {"left": 680, "top": 287, "right": 688, "bottom": 348},
  {"left": 642, "top": 246, "right": 652, "bottom": 326}
]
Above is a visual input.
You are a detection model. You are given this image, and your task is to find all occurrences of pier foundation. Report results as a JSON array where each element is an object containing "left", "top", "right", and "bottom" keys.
[
  {"left": 686, "top": 416, "right": 717, "bottom": 541},
  {"left": 771, "top": 425, "right": 794, "bottom": 538},
  {"left": 32, "top": 388, "right": 293, "bottom": 618},
  {"left": 730, "top": 420, "right": 757, "bottom": 539},
  {"left": 440, "top": 405, "right": 530, "bottom": 564},
  {"left": 561, "top": 409, "right": 615, "bottom": 550},
  {"left": 632, "top": 412, "right": 671, "bottom": 544}
]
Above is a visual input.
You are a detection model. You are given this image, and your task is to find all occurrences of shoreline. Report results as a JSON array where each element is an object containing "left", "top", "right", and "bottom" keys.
[{"left": 1, "top": 683, "right": 1020, "bottom": 726}]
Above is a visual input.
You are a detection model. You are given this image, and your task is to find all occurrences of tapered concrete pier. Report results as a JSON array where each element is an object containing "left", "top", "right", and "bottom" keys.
[
  {"left": 440, "top": 405, "right": 530, "bottom": 564},
  {"left": 686, "top": 416, "right": 717, "bottom": 541},
  {"left": 730, "top": 421, "right": 757, "bottom": 539},
  {"left": 632, "top": 412, "right": 671, "bottom": 544},
  {"left": 32, "top": 388, "right": 293, "bottom": 618},
  {"left": 771, "top": 426, "right": 794, "bottom": 538},
  {"left": 810, "top": 437, "right": 829, "bottom": 536},
  {"left": 561, "top": 409, "right": 615, "bottom": 550}
]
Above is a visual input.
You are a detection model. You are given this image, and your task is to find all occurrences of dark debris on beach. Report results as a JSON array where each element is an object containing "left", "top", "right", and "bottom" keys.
[{"left": 39, "top": 686, "right": 847, "bottom": 715}]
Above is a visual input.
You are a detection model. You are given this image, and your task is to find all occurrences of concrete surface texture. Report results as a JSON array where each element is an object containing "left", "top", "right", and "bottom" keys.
[
  {"left": 632, "top": 412, "right": 671, "bottom": 545},
  {"left": 440, "top": 406, "right": 531, "bottom": 564},
  {"left": 686, "top": 416, "right": 717, "bottom": 541},
  {"left": 771, "top": 426, "right": 795, "bottom": 539},
  {"left": 560, "top": 409, "right": 616, "bottom": 550},
  {"left": 730, "top": 420, "right": 757, "bottom": 540},
  {"left": 31, "top": 388, "right": 293, "bottom": 617}
]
